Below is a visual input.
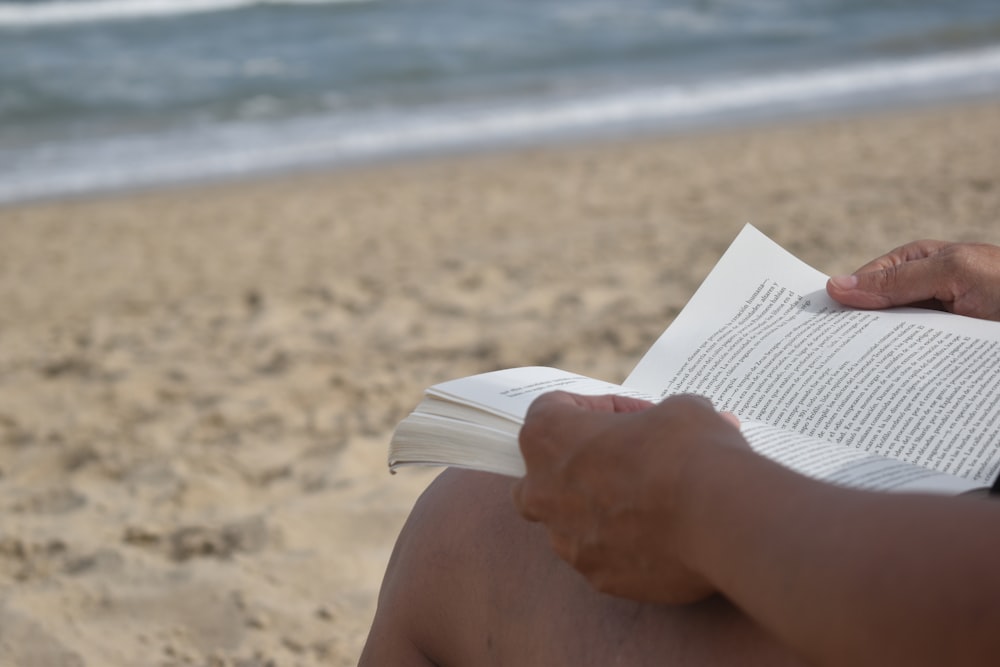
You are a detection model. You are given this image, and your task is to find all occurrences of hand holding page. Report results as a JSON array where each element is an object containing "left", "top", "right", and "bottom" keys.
[{"left": 389, "top": 224, "right": 1000, "bottom": 495}]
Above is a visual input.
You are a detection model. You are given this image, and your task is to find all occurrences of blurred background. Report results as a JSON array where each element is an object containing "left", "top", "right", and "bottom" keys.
[
  {"left": 2, "top": 3, "right": 1000, "bottom": 667},
  {"left": 3, "top": 0, "right": 1000, "bottom": 205}
]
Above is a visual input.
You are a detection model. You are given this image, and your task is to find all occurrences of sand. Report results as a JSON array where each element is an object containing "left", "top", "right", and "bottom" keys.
[{"left": 0, "top": 100, "right": 998, "bottom": 666}]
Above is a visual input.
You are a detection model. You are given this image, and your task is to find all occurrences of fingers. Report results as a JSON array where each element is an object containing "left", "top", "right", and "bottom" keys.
[
  {"left": 510, "top": 479, "right": 535, "bottom": 520},
  {"left": 514, "top": 392, "right": 733, "bottom": 521},
  {"left": 719, "top": 411, "right": 741, "bottom": 428},
  {"left": 518, "top": 392, "right": 604, "bottom": 467},
  {"left": 826, "top": 240, "right": 952, "bottom": 310},
  {"left": 524, "top": 390, "right": 654, "bottom": 419},
  {"left": 848, "top": 239, "right": 950, "bottom": 275},
  {"left": 515, "top": 392, "right": 629, "bottom": 524}
]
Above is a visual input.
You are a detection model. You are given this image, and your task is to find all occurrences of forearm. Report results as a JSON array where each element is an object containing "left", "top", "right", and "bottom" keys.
[{"left": 678, "top": 449, "right": 1000, "bottom": 667}]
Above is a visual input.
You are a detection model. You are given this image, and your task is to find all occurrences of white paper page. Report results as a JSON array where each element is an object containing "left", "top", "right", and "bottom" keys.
[
  {"left": 428, "top": 366, "right": 656, "bottom": 423},
  {"left": 390, "top": 413, "right": 525, "bottom": 477},
  {"left": 413, "top": 396, "right": 521, "bottom": 434},
  {"left": 741, "top": 421, "right": 979, "bottom": 495},
  {"left": 626, "top": 224, "right": 1000, "bottom": 484}
]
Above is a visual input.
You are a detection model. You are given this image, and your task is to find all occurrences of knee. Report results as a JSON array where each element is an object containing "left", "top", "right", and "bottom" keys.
[
  {"left": 362, "top": 469, "right": 531, "bottom": 665},
  {"left": 386, "top": 468, "right": 533, "bottom": 588}
]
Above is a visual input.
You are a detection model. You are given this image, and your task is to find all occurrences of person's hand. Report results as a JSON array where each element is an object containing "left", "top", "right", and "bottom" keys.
[
  {"left": 826, "top": 240, "right": 1000, "bottom": 321},
  {"left": 512, "top": 391, "right": 747, "bottom": 605}
]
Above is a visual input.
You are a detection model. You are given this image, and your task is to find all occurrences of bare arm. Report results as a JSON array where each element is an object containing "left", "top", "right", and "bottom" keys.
[
  {"left": 681, "top": 427, "right": 1000, "bottom": 667},
  {"left": 514, "top": 392, "right": 1000, "bottom": 667}
]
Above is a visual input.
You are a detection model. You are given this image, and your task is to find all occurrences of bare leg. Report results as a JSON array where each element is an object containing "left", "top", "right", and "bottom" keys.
[{"left": 360, "top": 469, "right": 805, "bottom": 666}]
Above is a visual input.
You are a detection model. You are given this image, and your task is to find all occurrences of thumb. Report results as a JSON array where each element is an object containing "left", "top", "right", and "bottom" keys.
[{"left": 827, "top": 258, "right": 948, "bottom": 310}]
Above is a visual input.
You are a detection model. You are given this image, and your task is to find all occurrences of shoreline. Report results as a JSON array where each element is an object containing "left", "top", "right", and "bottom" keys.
[
  {"left": 0, "top": 99, "right": 998, "bottom": 666},
  {"left": 4, "top": 52, "right": 1000, "bottom": 210},
  {"left": 3, "top": 91, "right": 994, "bottom": 216}
]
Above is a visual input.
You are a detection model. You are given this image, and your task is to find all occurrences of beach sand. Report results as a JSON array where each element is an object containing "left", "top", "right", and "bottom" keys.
[{"left": 0, "top": 100, "right": 998, "bottom": 666}]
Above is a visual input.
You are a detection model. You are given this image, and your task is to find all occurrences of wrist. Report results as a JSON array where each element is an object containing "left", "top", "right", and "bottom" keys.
[{"left": 670, "top": 441, "right": 801, "bottom": 595}]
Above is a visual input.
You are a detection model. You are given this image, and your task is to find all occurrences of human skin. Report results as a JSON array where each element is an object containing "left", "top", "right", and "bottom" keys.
[
  {"left": 359, "top": 241, "right": 1000, "bottom": 666},
  {"left": 512, "top": 240, "right": 1000, "bottom": 666},
  {"left": 827, "top": 240, "right": 1000, "bottom": 320},
  {"left": 514, "top": 392, "right": 1000, "bottom": 667},
  {"left": 360, "top": 465, "right": 804, "bottom": 666}
]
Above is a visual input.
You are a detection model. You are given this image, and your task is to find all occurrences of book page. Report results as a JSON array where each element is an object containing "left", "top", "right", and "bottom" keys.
[
  {"left": 390, "top": 412, "right": 526, "bottom": 477},
  {"left": 741, "top": 421, "right": 979, "bottom": 495},
  {"left": 625, "top": 225, "right": 1000, "bottom": 484},
  {"left": 413, "top": 396, "right": 521, "bottom": 434},
  {"left": 427, "top": 366, "right": 655, "bottom": 423}
]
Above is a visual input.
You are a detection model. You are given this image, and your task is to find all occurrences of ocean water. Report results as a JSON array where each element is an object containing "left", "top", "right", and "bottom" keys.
[{"left": 2, "top": 0, "right": 1000, "bottom": 205}]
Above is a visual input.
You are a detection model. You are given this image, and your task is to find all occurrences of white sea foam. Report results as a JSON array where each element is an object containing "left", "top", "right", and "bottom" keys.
[
  {"left": 0, "top": 0, "right": 370, "bottom": 28},
  {"left": 2, "top": 46, "right": 999, "bottom": 205},
  {"left": 158, "top": 45, "right": 1000, "bottom": 163}
]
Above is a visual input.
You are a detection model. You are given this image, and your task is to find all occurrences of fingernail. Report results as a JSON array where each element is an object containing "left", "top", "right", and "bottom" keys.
[{"left": 829, "top": 274, "right": 858, "bottom": 290}]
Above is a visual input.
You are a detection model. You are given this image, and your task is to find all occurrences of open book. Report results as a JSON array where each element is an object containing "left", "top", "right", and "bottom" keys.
[{"left": 390, "top": 224, "right": 1000, "bottom": 495}]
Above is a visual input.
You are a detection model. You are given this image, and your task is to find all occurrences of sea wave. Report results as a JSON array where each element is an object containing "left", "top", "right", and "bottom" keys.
[
  {"left": 2, "top": 45, "right": 999, "bottom": 205},
  {"left": 0, "top": 0, "right": 371, "bottom": 28},
  {"left": 236, "top": 45, "right": 1000, "bottom": 161}
]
